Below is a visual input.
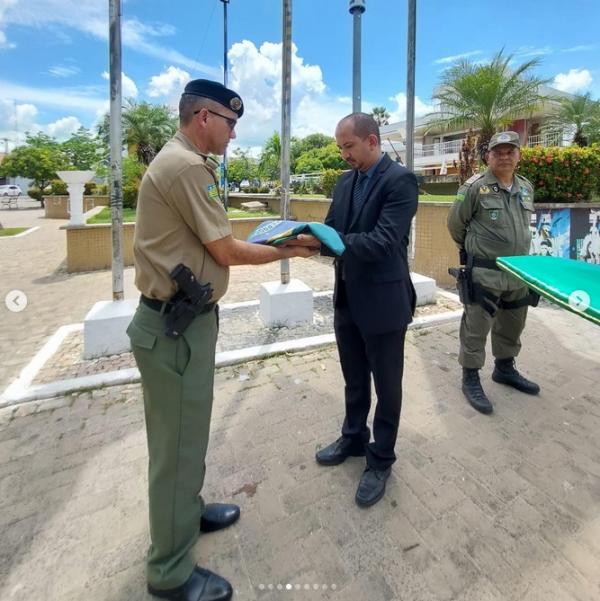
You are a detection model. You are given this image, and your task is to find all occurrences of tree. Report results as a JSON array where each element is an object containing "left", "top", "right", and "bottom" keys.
[
  {"left": 61, "top": 127, "right": 103, "bottom": 170},
  {"left": 427, "top": 50, "right": 548, "bottom": 158},
  {"left": 542, "top": 93, "right": 600, "bottom": 147},
  {"left": 122, "top": 100, "right": 177, "bottom": 165},
  {"left": 0, "top": 144, "right": 68, "bottom": 205},
  {"left": 291, "top": 133, "right": 334, "bottom": 171},
  {"left": 371, "top": 106, "right": 390, "bottom": 126},
  {"left": 258, "top": 132, "right": 281, "bottom": 180},
  {"left": 227, "top": 148, "right": 258, "bottom": 184}
]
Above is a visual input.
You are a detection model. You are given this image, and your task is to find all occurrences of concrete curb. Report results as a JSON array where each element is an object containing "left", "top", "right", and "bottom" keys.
[{"left": 0, "top": 301, "right": 463, "bottom": 408}]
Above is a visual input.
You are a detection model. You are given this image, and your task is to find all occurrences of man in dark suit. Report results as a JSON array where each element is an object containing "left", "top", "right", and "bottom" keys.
[{"left": 301, "top": 113, "right": 418, "bottom": 507}]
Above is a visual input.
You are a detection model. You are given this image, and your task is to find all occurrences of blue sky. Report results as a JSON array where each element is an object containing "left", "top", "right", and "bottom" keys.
[{"left": 1, "top": 0, "right": 599, "bottom": 153}]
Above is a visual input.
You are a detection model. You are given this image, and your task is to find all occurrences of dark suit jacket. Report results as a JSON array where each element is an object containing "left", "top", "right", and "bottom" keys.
[{"left": 323, "top": 154, "right": 418, "bottom": 335}]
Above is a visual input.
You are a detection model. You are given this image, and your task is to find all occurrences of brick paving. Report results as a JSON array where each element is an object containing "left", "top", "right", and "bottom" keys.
[
  {"left": 1, "top": 302, "right": 599, "bottom": 601},
  {"left": 1, "top": 205, "right": 599, "bottom": 601},
  {"left": 0, "top": 207, "right": 335, "bottom": 390}
]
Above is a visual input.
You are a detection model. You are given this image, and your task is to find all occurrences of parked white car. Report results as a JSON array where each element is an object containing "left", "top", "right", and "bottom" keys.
[{"left": 0, "top": 184, "right": 22, "bottom": 197}]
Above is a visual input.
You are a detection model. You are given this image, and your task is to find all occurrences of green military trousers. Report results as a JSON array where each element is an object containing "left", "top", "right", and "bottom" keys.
[
  {"left": 127, "top": 302, "right": 218, "bottom": 590},
  {"left": 459, "top": 286, "right": 529, "bottom": 369}
]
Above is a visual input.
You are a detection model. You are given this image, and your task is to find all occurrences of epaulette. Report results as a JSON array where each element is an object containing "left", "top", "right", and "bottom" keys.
[
  {"left": 516, "top": 173, "right": 533, "bottom": 188},
  {"left": 463, "top": 172, "right": 485, "bottom": 188}
]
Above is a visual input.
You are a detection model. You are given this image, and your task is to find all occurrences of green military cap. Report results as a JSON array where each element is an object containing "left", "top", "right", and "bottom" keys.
[
  {"left": 183, "top": 79, "right": 244, "bottom": 117},
  {"left": 488, "top": 131, "right": 520, "bottom": 150}
]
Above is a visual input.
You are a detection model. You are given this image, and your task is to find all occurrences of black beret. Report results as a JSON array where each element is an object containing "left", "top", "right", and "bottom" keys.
[{"left": 183, "top": 79, "right": 244, "bottom": 118}]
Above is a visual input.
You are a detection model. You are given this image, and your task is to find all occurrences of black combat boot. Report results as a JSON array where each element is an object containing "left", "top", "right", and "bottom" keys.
[
  {"left": 492, "top": 358, "right": 540, "bottom": 395},
  {"left": 462, "top": 368, "right": 493, "bottom": 414}
]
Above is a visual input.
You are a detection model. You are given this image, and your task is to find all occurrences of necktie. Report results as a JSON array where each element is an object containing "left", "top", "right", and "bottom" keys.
[{"left": 352, "top": 172, "right": 367, "bottom": 218}]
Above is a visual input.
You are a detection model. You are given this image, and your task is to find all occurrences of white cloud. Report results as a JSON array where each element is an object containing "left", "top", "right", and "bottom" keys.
[
  {"left": 1, "top": 1, "right": 219, "bottom": 77},
  {"left": 228, "top": 40, "right": 339, "bottom": 145},
  {"left": 0, "top": 79, "right": 107, "bottom": 112},
  {"left": 515, "top": 45, "right": 553, "bottom": 58},
  {"left": 147, "top": 66, "right": 190, "bottom": 102},
  {"left": 46, "top": 116, "right": 81, "bottom": 139},
  {"left": 101, "top": 71, "right": 138, "bottom": 99},
  {"left": 434, "top": 50, "right": 482, "bottom": 65},
  {"left": 553, "top": 68, "right": 593, "bottom": 93},
  {"left": 0, "top": 0, "right": 17, "bottom": 48},
  {"left": 49, "top": 65, "right": 80, "bottom": 78},
  {"left": 387, "top": 92, "right": 435, "bottom": 123},
  {"left": 562, "top": 44, "right": 596, "bottom": 53}
]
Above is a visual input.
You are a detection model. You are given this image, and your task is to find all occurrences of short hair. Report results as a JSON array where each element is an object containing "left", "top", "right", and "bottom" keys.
[
  {"left": 178, "top": 94, "right": 222, "bottom": 126},
  {"left": 338, "top": 112, "right": 381, "bottom": 145}
]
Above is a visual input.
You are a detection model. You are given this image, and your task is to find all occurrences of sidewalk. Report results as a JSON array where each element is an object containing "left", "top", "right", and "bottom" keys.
[{"left": 1, "top": 302, "right": 599, "bottom": 601}]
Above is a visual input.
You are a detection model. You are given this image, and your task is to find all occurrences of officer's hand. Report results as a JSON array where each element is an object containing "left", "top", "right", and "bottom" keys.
[
  {"left": 279, "top": 234, "right": 321, "bottom": 248},
  {"left": 280, "top": 244, "right": 319, "bottom": 258}
]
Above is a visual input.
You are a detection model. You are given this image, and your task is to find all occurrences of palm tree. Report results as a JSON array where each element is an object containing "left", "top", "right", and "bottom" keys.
[
  {"left": 371, "top": 106, "right": 390, "bottom": 126},
  {"left": 542, "top": 93, "right": 600, "bottom": 147},
  {"left": 426, "top": 50, "right": 548, "bottom": 158},
  {"left": 122, "top": 101, "right": 177, "bottom": 165},
  {"left": 258, "top": 132, "right": 281, "bottom": 181}
]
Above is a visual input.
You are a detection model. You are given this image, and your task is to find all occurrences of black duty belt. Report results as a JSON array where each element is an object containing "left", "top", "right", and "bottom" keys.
[
  {"left": 469, "top": 256, "right": 501, "bottom": 271},
  {"left": 140, "top": 294, "right": 215, "bottom": 315}
]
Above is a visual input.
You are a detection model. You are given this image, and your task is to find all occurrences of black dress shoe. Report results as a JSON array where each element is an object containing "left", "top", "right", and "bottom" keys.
[
  {"left": 148, "top": 566, "right": 233, "bottom": 601},
  {"left": 492, "top": 358, "right": 540, "bottom": 395},
  {"left": 315, "top": 436, "right": 366, "bottom": 466},
  {"left": 462, "top": 368, "right": 493, "bottom": 414},
  {"left": 200, "top": 503, "right": 240, "bottom": 533},
  {"left": 355, "top": 467, "right": 391, "bottom": 507}
]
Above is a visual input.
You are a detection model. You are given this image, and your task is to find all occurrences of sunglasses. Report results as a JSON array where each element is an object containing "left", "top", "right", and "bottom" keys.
[{"left": 194, "top": 108, "right": 237, "bottom": 131}]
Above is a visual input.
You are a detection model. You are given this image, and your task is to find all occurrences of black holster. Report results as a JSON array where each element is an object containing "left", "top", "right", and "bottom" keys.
[{"left": 165, "top": 264, "right": 214, "bottom": 339}]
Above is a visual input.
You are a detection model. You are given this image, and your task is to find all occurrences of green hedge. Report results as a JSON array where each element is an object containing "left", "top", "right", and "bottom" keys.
[
  {"left": 320, "top": 169, "right": 344, "bottom": 199},
  {"left": 519, "top": 145, "right": 600, "bottom": 202}
]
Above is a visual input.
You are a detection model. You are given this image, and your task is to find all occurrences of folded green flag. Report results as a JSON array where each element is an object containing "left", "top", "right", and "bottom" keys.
[
  {"left": 247, "top": 220, "right": 345, "bottom": 256},
  {"left": 497, "top": 255, "right": 599, "bottom": 326}
]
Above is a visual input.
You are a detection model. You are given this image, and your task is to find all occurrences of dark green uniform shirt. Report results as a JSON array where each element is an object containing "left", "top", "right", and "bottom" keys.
[{"left": 447, "top": 168, "right": 535, "bottom": 290}]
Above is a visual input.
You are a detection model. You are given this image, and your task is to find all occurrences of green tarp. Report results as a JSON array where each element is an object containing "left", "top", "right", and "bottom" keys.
[{"left": 497, "top": 255, "right": 600, "bottom": 326}]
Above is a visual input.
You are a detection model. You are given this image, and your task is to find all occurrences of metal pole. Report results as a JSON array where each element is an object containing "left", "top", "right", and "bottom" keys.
[
  {"left": 109, "top": 0, "right": 124, "bottom": 301},
  {"left": 406, "top": 0, "right": 417, "bottom": 262},
  {"left": 280, "top": 0, "right": 292, "bottom": 285},
  {"left": 349, "top": 1, "right": 366, "bottom": 113},
  {"left": 221, "top": 0, "right": 229, "bottom": 209}
]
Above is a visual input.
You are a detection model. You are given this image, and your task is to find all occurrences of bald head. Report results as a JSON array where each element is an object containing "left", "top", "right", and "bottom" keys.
[{"left": 336, "top": 112, "right": 381, "bottom": 146}]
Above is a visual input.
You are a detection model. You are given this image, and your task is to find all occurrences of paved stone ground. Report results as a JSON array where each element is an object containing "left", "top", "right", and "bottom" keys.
[
  {"left": 0, "top": 206, "right": 335, "bottom": 390},
  {"left": 32, "top": 294, "right": 461, "bottom": 385},
  {"left": 1, "top": 302, "right": 599, "bottom": 601}
]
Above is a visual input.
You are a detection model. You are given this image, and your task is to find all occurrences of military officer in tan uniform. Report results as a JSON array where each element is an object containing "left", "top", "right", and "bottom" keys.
[
  {"left": 128, "top": 79, "right": 318, "bottom": 601},
  {"left": 448, "top": 131, "right": 540, "bottom": 415}
]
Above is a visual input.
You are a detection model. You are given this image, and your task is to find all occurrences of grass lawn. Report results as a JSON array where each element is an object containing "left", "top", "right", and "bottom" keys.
[
  {"left": 86, "top": 206, "right": 276, "bottom": 224},
  {"left": 0, "top": 227, "right": 27, "bottom": 237}
]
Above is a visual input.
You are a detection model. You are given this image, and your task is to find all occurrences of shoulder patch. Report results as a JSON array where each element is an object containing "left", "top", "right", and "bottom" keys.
[{"left": 464, "top": 172, "right": 485, "bottom": 187}]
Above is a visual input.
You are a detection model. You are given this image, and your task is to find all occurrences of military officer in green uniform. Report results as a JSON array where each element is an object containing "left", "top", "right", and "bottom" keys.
[
  {"left": 128, "top": 79, "right": 317, "bottom": 601},
  {"left": 447, "top": 131, "right": 540, "bottom": 415}
]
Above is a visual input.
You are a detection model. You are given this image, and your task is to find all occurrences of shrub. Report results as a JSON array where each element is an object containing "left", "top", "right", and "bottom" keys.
[
  {"left": 519, "top": 145, "right": 600, "bottom": 202},
  {"left": 50, "top": 179, "right": 68, "bottom": 195},
  {"left": 28, "top": 187, "right": 43, "bottom": 203},
  {"left": 84, "top": 182, "right": 97, "bottom": 196},
  {"left": 123, "top": 181, "right": 139, "bottom": 209},
  {"left": 96, "top": 183, "right": 109, "bottom": 195},
  {"left": 320, "top": 169, "right": 344, "bottom": 199}
]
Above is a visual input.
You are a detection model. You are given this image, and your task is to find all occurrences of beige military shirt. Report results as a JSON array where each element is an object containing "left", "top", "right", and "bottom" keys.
[
  {"left": 134, "top": 131, "right": 231, "bottom": 301},
  {"left": 447, "top": 168, "right": 535, "bottom": 290}
]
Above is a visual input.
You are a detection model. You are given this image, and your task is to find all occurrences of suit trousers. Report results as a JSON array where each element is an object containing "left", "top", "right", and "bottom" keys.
[
  {"left": 334, "top": 299, "right": 407, "bottom": 470},
  {"left": 459, "top": 285, "right": 529, "bottom": 369},
  {"left": 127, "top": 303, "right": 218, "bottom": 590}
]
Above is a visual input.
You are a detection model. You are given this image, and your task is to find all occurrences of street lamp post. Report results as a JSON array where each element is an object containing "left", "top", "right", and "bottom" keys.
[
  {"left": 220, "top": 0, "right": 230, "bottom": 209},
  {"left": 280, "top": 0, "right": 292, "bottom": 285},
  {"left": 349, "top": 0, "right": 366, "bottom": 113},
  {"left": 109, "top": 0, "right": 124, "bottom": 300},
  {"left": 406, "top": 0, "right": 417, "bottom": 262}
]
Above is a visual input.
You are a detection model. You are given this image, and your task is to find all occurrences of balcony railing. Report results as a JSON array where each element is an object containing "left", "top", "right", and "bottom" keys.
[
  {"left": 414, "top": 139, "right": 463, "bottom": 158},
  {"left": 527, "top": 132, "right": 569, "bottom": 147}
]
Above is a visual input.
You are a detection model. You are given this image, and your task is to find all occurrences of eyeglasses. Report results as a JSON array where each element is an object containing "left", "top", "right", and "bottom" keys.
[{"left": 194, "top": 108, "right": 237, "bottom": 131}]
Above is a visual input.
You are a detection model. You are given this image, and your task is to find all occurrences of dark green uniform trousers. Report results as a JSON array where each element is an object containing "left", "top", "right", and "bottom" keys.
[
  {"left": 459, "top": 286, "right": 529, "bottom": 369},
  {"left": 127, "top": 303, "right": 218, "bottom": 590}
]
